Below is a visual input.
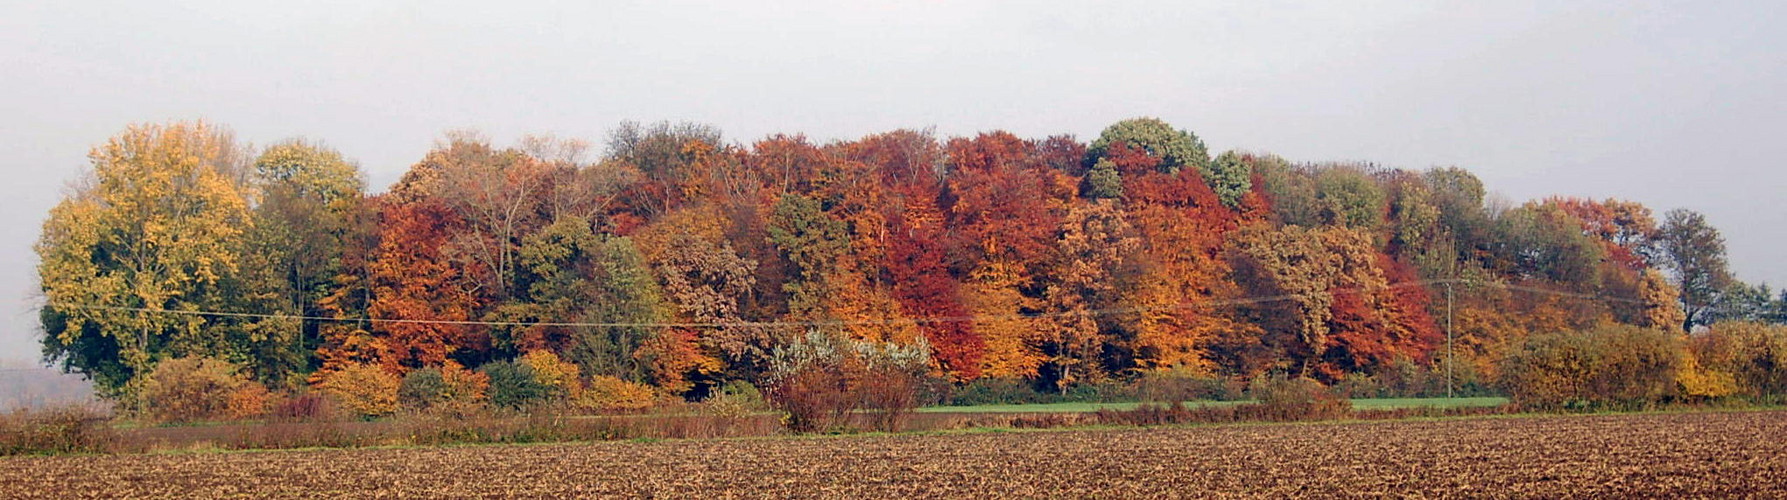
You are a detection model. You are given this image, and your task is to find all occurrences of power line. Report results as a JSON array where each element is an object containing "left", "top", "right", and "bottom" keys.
[{"left": 42, "top": 278, "right": 1652, "bottom": 329}]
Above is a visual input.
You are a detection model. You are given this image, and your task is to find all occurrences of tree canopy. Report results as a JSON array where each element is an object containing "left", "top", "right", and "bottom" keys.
[{"left": 38, "top": 118, "right": 1769, "bottom": 401}]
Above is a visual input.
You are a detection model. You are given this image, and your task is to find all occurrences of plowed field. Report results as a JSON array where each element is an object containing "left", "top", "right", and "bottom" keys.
[{"left": 6, "top": 410, "right": 1784, "bottom": 498}]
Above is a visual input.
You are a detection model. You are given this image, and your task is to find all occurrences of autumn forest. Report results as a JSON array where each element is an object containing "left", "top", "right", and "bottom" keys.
[{"left": 34, "top": 118, "right": 1785, "bottom": 413}]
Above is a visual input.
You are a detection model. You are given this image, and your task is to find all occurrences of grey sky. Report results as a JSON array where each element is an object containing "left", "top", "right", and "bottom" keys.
[{"left": 1, "top": 1, "right": 1783, "bottom": 366}]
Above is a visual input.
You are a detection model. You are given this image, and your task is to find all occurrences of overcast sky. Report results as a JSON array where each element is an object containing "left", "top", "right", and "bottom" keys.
[{"left": 1, "top": 1, "right": 1783, "bottom": 366}]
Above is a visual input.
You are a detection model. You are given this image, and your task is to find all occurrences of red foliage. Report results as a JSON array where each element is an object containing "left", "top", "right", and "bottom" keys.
[
  {"left": 1323, "top": 255, "right": 1442, "bottom": 374},
  {"left": 1035, "top": 134, "right": 1088, "bottom": 174},
  {"left": 1103, "top": 141, "right": 1162, "bottom": 176},
  {"left": 1122, "top": 164, "right": 1244, "bottom": 269},
  {"left": 366, "top": 200, "right": 485, "bottom": 372},
  {"left": 746, "top": 134, "right": 827, "bottom": 196},
  {"left": 885, "top": 215, "right": 981, "bottom": 380},
  {"left": 839, "top": 129, "right": 946, "bottom": 193},
  {"left": 1546, "top": 197, "right": 1656, "bottom": 270},
  {"left": 1236, "top": 170, "right": 1272, "bottom": 223},
  {"left": 945, "top": 132, "right": 1065, "bottom": 274}
]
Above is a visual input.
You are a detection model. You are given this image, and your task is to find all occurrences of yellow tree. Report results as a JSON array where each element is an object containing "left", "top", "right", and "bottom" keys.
[
  {"left": 1044, "top": 200, "right": 1140, "bottom": 389},
  {"left": 821, "top": 264, "right": 923, "bottom": 345},
  {"left": 1225, "top": 224, "right": 1341, "bottom": 376},
  {"left": 967, "top": 264, "right": 1047, "bottom": 379},
  {"left": 1118, "top": 165, "right": 1248, "bottom": 375},
  {"left": 1638, "top": 268, "right": 1687, "bottom": 330},
  {"left": 238, "top": 139, "right": 366, "bottom": 385},
  {"left": 37, "top": 121, "right": 252, "bottom": 396}
]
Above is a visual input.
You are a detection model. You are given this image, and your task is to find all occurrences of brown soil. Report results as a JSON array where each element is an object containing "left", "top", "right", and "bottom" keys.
[{"left": 5, "top": 410, "right": 1783, "bottom": 498}]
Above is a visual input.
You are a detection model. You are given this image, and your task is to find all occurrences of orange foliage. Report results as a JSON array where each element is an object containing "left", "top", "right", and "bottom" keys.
[
  {"left": 314, "top": 362, "right": 401, "bottom": 417},
  {"left": 365, "top": 200, "right": 484, "bottom": 373},
  {"left": 224, "top": 384, "right": 274, "bottom": 420},
  {"left": 1546, "top": 197, "right": 1657, "bottom": 270},
  {"left": 638, "top": 328, "right": 722, "bottom": 396},
  {"left": 887, "top": 211, "right": 981, "bottom": 380},
  {"left": 966, "top": 266, "right": 1047, "bottom": 379}
]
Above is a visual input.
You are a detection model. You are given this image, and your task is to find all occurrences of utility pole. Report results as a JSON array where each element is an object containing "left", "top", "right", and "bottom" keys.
[{"left": 1445, "top": 282, "right": 1455, "bottom": 399}]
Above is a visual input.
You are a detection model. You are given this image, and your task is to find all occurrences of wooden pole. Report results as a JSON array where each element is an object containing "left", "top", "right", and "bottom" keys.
[{"left": 1446, "top": 282, "right": 1455, "bottom": 399}]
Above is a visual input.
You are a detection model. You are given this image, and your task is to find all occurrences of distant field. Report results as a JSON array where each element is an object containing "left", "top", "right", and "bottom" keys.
[
  {"left": 7, "top": 410, "right": 1782, "bottom": 497},
  {"left": 918, "top": 396, "right": 1509, "bottom": 413}
]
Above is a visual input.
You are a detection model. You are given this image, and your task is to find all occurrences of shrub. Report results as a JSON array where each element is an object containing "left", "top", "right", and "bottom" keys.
[
  {"left": 859, "top": 363, "right": 923, "bottom": 432},
  {"left": 1330, "top": 357, "right": 1500, "bottom": 399},
  {"left": 575, "top": 376, "right": 657, "bottom": 413},
  {"left": 137, "top": 356, "right": 269, "bottom": 423},
  {"left": 520, "top": 350, "right": 582, "bottom": 400},
  {"left": 483, "top": 359, "right": 551, "bottom": 410},
  {"left": 270, "top": 392, "right": 337, "bottom": 422},
  {"left": 766, "top": 332, "right": 931, "bottom": 433},
  {"left": 398, "top": 367, "right": 448, "bottom": 409},
  {"left": 715, "top": 380, "right": 764, "bottom": 405},
  {"left": 702, "top": 380, "right": 769, "bottom": 419},
  {"left": 0, "top": 405, "right": 115, "bottom": 456},
  {"left": 1676, "top": 353, "right": 1739, "bottom": 400},
  {"left": 398, "top": 362, "right": 488, "bottom": 413},
  {"left": 441, "top": 362, "right": 490, "bottom": 408},
  {"left": 1062, "top": 379, "right": 1138, "bottom": 403},
  {"left": 1692, "top": 321, "right": 1787, "bottom": 399},
  {"left": 1246, "top": 375, "right": 1351, "bottom": 421},
  {"left": 1499, "top": 324, "right": 1682, "bottom": 410},
  {"left": 314, "top": 362, "right": 401, "bottom": 418},
  {"left": 1134, "top": 369, "right": 1246, "bottom": 402},
  {"left": 224, "top": 383, "right": 274, "bottom": 420},
  {"left": 767, "top": 359, "right": 855, "bottom": 433},
  {"left": 948, "top": 378, "right": 1055, "bottom": 406}
]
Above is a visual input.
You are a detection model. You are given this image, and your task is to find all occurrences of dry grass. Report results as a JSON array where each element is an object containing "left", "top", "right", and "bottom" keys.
[
  {"left": 4, "top": 410, "right": 1785, "bottom": 497},
  {"left": 0, "top": 405, "right": 116, "bottom": 456}
]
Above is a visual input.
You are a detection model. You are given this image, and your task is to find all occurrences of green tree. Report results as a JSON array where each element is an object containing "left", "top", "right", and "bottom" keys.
[
  {"left": 496, "top": 217, "right": 668, "bottom": 382},
  {"left": 1086, "top": 117, "right": 1209, "bottom": 175},
  {"left": 1423, "top": 167, "right": 1492, "bottom": 266},
  {"left": 767, "top": 194, "right": 851, "bottom": 319},
  {"left": 1314, "top": 166, "right": 1386, "bottom": 229},
  {"left": 1384, "top": 171, "right": 1453, "bottom": 277},
  {"left": 1494, "top": 202, "right": 1606, "bottom": 289},
  {"left": 1083, "top": 159, "right": 1123, "bottom": 199},
  {"left": 238, "top": 140, "right": 366, "bottom": 384},
  {"left": 1204, "top": 151, "right": 1255, "bottom": 209},
  {"left": 37, "top": 122, "right": 253, "bottom": 397},
  {"left": 1712, "top": 281, "right": 1775, "bottom": 324},
  {"left": 1252, "top": 155, "right": 1321, "bottom": 227},
  {"left": 1658, "top": 209, "right": 1733, "bottom": 331}
]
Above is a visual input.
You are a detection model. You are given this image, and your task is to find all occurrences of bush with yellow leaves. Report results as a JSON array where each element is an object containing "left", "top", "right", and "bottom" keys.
[
  {"left": 314, "top": 362, "right": 401, "bottom": 418},
  {"left": 575, "top": 376, "right": 658, "bottom": 413},
  {"left": 136, "top": 356, "right": 272, "bottom": 423}
]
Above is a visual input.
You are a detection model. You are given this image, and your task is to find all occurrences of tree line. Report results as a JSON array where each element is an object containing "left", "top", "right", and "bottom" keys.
[{"left": 35, "top": 118, "right": 1786, "bottom": 409}]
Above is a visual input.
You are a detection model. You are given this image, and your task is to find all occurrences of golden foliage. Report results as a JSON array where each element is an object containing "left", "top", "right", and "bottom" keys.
[
  {"left": 138, "top": 356, "right": 267, "bottom": 423},
  {"left": 639, "top": 329, "right": 722, "bottom": 396},
  {"left": 38, "top": 121, "right": 252, "bottom": 380},
  {"left": 967, "top": 266, "right": 1046, "bottom": 379},
  {"left": 315, "top": 362, "right": 401, "bottom": 418},
  {"left": 520, "top": 350, "right": 582, "bottom": 397},
  {"left": 1638, "top": 269, "right": 1687, "bottom": 330},
  {"left": 1676, "top": 352, "right": 1738, "bottom": 400},
  {"left": 224, "top": 384, "right": 275, "bottom": 420},
  {"left": 575, "top": 376, "right": 659, "bottom": 413},
  {"left": 822, "top": 266, "right": 923, "bottom": 345}
]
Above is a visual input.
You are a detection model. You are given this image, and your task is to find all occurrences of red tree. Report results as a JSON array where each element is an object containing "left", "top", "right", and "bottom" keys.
[{"left": 364, "top": 199, "right": 486, "bottom": 372}]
